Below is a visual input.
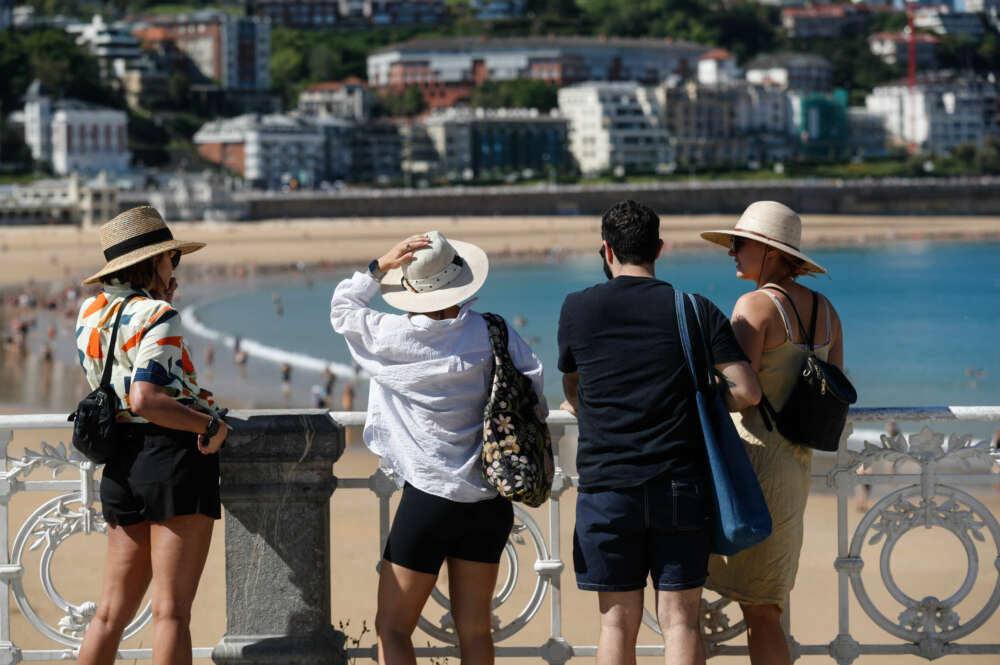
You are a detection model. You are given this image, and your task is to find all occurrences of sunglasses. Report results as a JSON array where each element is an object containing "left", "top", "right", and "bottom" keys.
[
  {"left": 170, "top": 250, "right": 181, "bottom": 268},
  {"left": 729, "top": 236, "right": 746, "bottom": 253}
]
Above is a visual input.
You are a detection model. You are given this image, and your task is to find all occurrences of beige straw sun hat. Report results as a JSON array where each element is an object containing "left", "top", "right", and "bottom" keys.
[
  {"left": 381, "top": 231, "right": 488, "bottom": 313},
  {"left": 701, "top": 200, "right": 826, "bottom": 274},
  {"left": 83, "top": 206, "right": 205, "bottom": 285}
]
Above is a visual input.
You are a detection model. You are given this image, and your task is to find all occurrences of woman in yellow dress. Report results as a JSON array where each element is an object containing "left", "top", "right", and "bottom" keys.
[{"left": 700, "top": 201, "right": 845, "bottom": 665}]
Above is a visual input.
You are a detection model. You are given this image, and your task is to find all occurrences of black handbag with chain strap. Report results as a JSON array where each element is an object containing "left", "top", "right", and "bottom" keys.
[{"left": 757, "top": 286, "right": 857, "bottom": 452}]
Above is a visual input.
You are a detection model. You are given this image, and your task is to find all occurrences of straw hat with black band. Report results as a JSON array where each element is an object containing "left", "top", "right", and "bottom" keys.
[
  {"left": 83, "top": 206, "right": 205, "bottom": 285},
  {"left": 701, "top": 200, "right": 826, "bottom": 275},
  {"left": 380, "top": 231, "right": 489, "bottom": 314}
]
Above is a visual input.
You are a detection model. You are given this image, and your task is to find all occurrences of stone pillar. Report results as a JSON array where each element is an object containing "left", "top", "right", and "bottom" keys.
[{"left": 212, "top": 411, "right": 346, "bottom": 665}]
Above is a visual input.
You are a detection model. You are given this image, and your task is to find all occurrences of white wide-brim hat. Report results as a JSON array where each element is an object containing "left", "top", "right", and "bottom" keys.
[
  {"left": 381, "top": 231, "right": 489, "bottom": 313},
  {"left": 83, "top": 206, "right": 205, "bottom": 285},
  {"left": 700, "top": 200, "right": 826, "bottom": 275}
]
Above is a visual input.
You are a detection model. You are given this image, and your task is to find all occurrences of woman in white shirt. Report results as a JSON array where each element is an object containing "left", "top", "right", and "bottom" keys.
[{"left": 330, "top": 231, "right": 546, "bottom": 665}]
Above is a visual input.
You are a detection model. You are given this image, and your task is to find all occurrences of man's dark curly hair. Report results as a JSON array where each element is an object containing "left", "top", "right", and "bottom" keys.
[{"left": 601, "top": 199, "right": 660, "bottom": 266}]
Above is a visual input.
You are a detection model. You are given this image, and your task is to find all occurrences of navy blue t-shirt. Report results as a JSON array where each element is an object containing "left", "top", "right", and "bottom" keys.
[{"left": 557, "top": 276, "right": 747, "bottom": 490}]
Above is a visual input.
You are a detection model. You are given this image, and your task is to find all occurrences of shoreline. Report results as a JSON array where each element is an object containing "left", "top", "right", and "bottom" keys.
[{"left": 1, "top": 213, "right": 998, "bottom": 289}]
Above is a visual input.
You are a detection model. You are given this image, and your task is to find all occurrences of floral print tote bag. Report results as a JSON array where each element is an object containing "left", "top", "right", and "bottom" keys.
[{"left": 481, "top": 313, "right": 554, "bottom": 507}]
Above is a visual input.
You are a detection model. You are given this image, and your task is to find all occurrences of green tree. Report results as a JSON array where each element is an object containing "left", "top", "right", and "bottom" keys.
[
  {"left": 377, "top": 86, "right": 426, "bottom": 117},
  {"left": 974, "top": 135, "right": 1000, "bottom": 175},
  {"left": 307, "top": 43, "right": 342, "bottom": 82},
  {"left": 167, "top": 71, "right": 190, "bottom": 107}
]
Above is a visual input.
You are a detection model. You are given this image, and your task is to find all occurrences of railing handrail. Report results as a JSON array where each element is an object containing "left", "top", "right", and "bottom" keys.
[{"left": 3, "top": 406, "right": 1000, "bottom": 430}]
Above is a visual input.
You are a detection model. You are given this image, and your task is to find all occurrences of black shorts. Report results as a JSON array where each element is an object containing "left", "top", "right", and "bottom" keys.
[
  {"left": 383, "top": 483, "right": 514, "bottom": 575},
  {"left": 100, "top": 423, "right": 221, "bottom": 527}
]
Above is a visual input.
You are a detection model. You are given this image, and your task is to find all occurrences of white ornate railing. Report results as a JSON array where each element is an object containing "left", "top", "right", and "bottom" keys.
[{"left": 0, "top": 407, "right": 998, "bottom": 663}]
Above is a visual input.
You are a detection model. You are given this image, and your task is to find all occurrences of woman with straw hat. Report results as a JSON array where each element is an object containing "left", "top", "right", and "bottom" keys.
[
  {"left": 330, "top": 231, "right": 546, "bottom": 665},
  {"left": 74, "top": 206, "right": 229, "bottom": 665},
  {"left": 700, "top": 201, "right": 845, "bottom": 665}
]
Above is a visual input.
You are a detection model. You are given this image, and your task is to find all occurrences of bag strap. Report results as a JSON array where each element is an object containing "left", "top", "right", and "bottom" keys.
[
  {"left": 481, "top": 312, "right": 510, "bottom": 385},
  {"left": 760, "top": 285, "right": 818, "bottom": 352},
  {"left": 674, "top": 290, "right": 700, "bottom": 391},
  {"left": 99, "top": 293, "right": 142, "bottom": 389}
]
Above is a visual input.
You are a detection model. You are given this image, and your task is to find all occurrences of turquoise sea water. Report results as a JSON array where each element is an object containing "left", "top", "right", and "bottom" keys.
[{"left": 193, "top": 242, "right": 999, "bottom": 410}]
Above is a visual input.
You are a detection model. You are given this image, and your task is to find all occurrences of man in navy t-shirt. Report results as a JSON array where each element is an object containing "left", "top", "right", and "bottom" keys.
[{"left": 558, "top": 199, "right": 761, "bottom": 665}]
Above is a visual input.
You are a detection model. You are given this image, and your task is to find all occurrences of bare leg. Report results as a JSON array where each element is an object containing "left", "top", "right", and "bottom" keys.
[
  {"left": 375, "top": 561, "right": 437, "bottom": 665},
  {"left": 149, "top": 515, "right": 214, "bottom": 665},
  {"left": 742, "top": 603, "right": 790, "bottom": 665},
  {"left": 446, "top": 557, "right": 500, "bottom": 665},
  {"left": 78, "top": 522, "right": 153, "bottom": 665},
  {"left": 657, "top": 587, "right": 705, "bottom": 665},
  {"left": 596, "top": 590, "right": 643, "bottom": 665}
]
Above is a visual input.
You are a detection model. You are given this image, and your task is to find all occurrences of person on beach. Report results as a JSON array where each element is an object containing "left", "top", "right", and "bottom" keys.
[
  {"left": 330, "top": 231, "right": 546, "bottom": 665},
  {"left": 74, "top": 206, "right": 229, "bottom": 665},
  {"left": 700, "top": 201, "right": 845, "bottom": 665},
  {"left": 557, "top": 200, "right": 761, "bottom": 665}
]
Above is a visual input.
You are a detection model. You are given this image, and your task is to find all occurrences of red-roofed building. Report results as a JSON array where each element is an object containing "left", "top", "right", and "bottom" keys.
[
  {"left": 298, "top": 77, "right": 373, "bottom": 120},
  {"left": 781, "top": 4, "right": 871, "bottom": 38},
  {"left": 868, "top": 30, "right": 941, "bottom": 68},
  {"left": 697, "top": 48, "right": 740, "bottom": 85}
]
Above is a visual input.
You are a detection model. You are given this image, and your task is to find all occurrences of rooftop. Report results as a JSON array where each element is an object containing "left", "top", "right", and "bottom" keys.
[
  {"left": 746, "top": 52, "right": 833, "bottom": 70},
  {"left": 374, "top": 34, "right": 707, "bottom": 55}
]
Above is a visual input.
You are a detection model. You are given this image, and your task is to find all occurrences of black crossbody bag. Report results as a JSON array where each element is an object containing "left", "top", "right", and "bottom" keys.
[
  {"left": 68, "top": 293, "right": 142, "bottom": 464},
  {"left": 758, "top": 286, "right": 857, "bottom": 452}
]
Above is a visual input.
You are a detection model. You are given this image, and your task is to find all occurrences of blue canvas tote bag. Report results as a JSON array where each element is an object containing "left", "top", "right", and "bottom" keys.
[{"left": 674, "top": 290, "right": 772, "bottom": 556}]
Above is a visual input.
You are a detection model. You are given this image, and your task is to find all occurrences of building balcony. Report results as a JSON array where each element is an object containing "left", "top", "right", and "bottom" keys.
[{"left": 0, "top": 406, "right": 998, "bottom": 663}]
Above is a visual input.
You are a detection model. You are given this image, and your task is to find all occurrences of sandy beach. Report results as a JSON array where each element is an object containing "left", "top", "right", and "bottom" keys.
[{"left": 1, "top": 213, "right": 999, "bottom": 287}]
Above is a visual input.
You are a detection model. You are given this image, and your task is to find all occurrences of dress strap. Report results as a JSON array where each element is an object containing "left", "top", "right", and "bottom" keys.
[
  {"left": 759, "top": 289, "right": 793, "bottom": 342},
  {"left": 823, "top": 295, "right": 832, "bottom": 346}
]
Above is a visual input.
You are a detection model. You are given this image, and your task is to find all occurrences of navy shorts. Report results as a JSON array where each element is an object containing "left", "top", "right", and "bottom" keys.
[
  {"left": 384, "top": 483, "right": 513, "bottom": 575},
  {"left": 573, "top": 473, "right": 711, "bottom": 592},
  {"left": 100, "top": 423, "right": 221, "bottom": 526}
]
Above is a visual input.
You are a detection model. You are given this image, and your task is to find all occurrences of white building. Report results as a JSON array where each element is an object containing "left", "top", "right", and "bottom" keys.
[
  {"left": 868, "top": 30, "right": 941, "bottom": 68},
  {"left": 746, "top": 53, "right": 834, "bottom": 92},
  {"left": 66, "top": 15, "right": 142, "bottom": 81},
  {"left": 697, "top": 49, "right": 742, "bottom": 86},
  {"left": 866, "top": 72, "right": 999, "bottom": 155},
  {"left": 914, "top": 6, "right": 985, "bottom": 39},
  {"left": 298, "top": 78, "right": 373, "bottom": 121},
  {"left": 964, "top": 0, "right": 1000, "bottom": 29},
  {"left": 558, "top": 82, "right": 672, "bottom": 176},
  {"left": 0, "top": 173, "right": 118, "bottom": 227},
  {"left": 23, "top": 81, "right": 130, "bottom": 176},
  {"left": 193, "top": 113, "right": 324, "bottom": 189}
]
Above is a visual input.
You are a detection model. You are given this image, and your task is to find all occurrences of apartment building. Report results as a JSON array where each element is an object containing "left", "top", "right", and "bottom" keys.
[
  {"left": 369, "top": 36, "right": 710, "bottom": 108},
  {"left": 0, "top": 173, "right": 117, "bottom": 227},
  {"left": 868, "top": 31, "right": 941, "bottom": 68},
  {"left": 23, "top": 81, "right": 130, "bottom": 176},
  {"left": 135, "top": 11, "right": 270, "bottom": 91},
  {"left": 0, "top": 0, "right": 11, "bottom": 30},
  {"left": 298, "top": 78, "right": 373, "bottom": 121},
  {"left": 194, "top": 113, "right": 324, "bottom": 189},
  {"left": 746, "top": 53, "right": 834, "bottom": 92},
  {"left": 914, "top": 6, "right": 985, "bottom": 39},
  {"left": 866, "top": 72, "right": 999, "bottom": 155},
  {"left": 66, "top": 15, "right": 143, "bottom": 82},
  {"left": 781, "top": 4, "right": 871, "bottom": 39},
  {"left": 250, "top": 0, "right": 447, "bottom": 28},
  {"left": 421, "top": 107, "right": 570, "bottom": 178},
  {"left": 558, "top": 82, "right": 672, "bottom": 176}
]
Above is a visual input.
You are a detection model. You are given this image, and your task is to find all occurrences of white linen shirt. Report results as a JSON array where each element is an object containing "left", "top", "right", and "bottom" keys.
[{"left": 330, "top": 271, "right": 547, "bottom": 503}]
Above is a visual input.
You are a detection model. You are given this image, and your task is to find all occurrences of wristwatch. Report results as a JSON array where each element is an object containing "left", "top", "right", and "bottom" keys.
[
  {"left": 368, "top": 259, "right": 386, "bottom": 281},
  {"left": 204, "top": 414, "right": 220, "bottom": 439}
]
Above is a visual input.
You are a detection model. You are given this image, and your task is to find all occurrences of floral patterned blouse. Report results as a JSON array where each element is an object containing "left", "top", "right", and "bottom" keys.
[{"left": 75, "top": 282, "right": 218, "bottom": 423}]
